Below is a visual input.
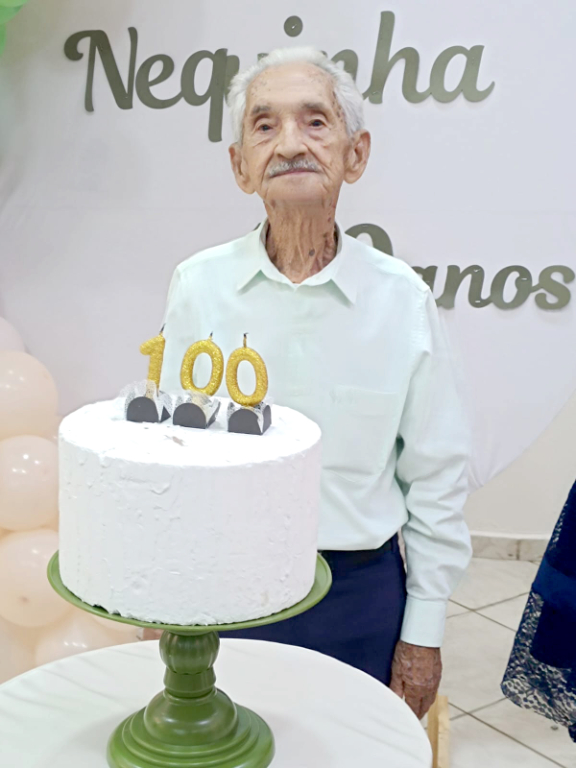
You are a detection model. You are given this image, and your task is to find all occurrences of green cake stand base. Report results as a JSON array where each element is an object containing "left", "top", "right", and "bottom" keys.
[{"left": 48, "top": 553, "right": 332, "bottom": 768}]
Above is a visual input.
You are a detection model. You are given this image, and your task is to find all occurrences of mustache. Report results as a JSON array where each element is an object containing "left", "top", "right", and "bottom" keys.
[{"left": 268, "top": 159, "right": 321, "bottom": 178}]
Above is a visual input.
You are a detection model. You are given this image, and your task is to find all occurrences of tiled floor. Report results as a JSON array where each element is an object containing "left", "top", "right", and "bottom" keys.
[{"left": 439, "top": 558, "right": 576, "bottom": 767}]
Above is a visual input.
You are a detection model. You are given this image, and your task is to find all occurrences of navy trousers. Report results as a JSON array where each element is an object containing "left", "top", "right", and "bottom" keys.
[{"left": 225, "top": 536, "right": 407, "bottom": 685}]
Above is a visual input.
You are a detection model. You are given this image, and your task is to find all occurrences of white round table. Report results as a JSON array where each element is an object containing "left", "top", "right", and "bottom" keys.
[{"left": 0, "top": 639, "right": 432, "bottom": 767}]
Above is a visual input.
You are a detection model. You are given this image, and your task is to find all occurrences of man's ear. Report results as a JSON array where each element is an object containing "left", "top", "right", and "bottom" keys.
[
  {"left": 229, "top": 143, "right": 255, "bottom": 194},
  {"left": 344, "top": 130, "right": 371, "bottom": 185}
]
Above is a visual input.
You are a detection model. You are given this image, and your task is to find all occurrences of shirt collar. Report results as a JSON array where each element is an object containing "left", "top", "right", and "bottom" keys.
[{"left": 236, "top": 219, "right": 357, "bottom": 304}]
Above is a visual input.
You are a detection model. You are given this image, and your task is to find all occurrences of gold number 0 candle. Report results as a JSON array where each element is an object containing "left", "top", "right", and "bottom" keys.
[
  {"left": 140, "top": 333, "right": 166, "bottom": 395},
  {"left": 180, "top": 334, "right": 224, "bottom": 396},
  {"left": 226, "top": 334, "right": 268, "bottom": 408}
]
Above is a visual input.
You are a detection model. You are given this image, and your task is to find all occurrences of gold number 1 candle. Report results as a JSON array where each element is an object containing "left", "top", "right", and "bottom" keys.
[
  {"left": 226, "top": 334, "right": 268, "bottom": 408},
  {"left": 140, "top": 333, "right": 166, "bottom": 396}
]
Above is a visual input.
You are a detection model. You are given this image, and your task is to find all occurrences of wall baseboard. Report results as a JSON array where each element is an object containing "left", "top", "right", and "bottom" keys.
[{"left": 471, "top": 533, "right": 548, "bottom": 561}]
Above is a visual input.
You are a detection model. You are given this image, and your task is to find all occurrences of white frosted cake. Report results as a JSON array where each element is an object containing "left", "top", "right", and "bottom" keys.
[{"left": 58, "top": 400, "right": 322, "bottom": 625}]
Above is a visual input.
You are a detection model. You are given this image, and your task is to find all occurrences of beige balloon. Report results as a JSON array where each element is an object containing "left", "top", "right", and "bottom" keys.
[
  {"left": 0, "top": 436, "right": 58, "bottom": 531},
  {"left": 35, "top": 610, "right": 133, "bottom": 667},
  {"left": 42, "top": 413, "right": 62, "bottom": 444},
  {"left": 0, "top": 529, "right": 71, "bottom": 627},
  {"left": 0, "top": 352, "right": 58, "bottom": 441},
  {"left": 0, "top": 616, "right": 35, "bottom": 684}
]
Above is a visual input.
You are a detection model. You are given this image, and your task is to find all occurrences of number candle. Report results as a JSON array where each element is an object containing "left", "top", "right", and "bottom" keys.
[
  {"left": 140, "top": 333, "right": 166, "bottom": 397},
  {"left": 180, "top": 334, "right": 224, "bottom": 397},
  {"left": 226, "top": 334, "right": 268, "bottom": 408}
]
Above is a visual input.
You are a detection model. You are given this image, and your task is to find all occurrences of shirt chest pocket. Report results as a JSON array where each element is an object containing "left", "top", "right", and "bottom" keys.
[{"left": 322, "top": 385, "right": 401, "bottom": 483}]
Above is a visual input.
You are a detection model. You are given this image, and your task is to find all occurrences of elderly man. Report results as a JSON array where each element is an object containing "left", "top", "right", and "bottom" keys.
[{"left": 157, "top": 47, "right": 471, "bottom": 719}]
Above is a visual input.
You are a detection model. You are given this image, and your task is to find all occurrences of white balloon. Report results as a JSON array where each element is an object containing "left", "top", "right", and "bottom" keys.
[
  {"left": 35, "top": 610, "right": 132, "bottom": 667},
  {"left": 0, "top": 616, "right": 35, "bottom": 684},
  {"left": 0, "top": 318, "right": 25, "bottom": 353}
]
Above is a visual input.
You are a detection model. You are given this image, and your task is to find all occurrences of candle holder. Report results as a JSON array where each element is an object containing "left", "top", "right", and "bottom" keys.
[
  {"left": 48, "top": 553, "right": 331, "bottom": 768},
  {"left": 173, "top": 391, "right": 221, "bottom": 430},
  {"left": 124, "top": 381, "right": 172, "bottom": 424},
  {"left": 226, "top": 335, "right": 271, "bottom": 436},
  {"left": 175, "top": 335, "right": 225, "bottom": 430},
  {"left": 227, "top": 401, "right": 272, "bottom": 436}
]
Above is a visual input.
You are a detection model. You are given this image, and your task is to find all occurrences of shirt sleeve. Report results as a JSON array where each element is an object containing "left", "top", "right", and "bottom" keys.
[{"left": 396, "top": 287, "right": 472, "bottom": 648}]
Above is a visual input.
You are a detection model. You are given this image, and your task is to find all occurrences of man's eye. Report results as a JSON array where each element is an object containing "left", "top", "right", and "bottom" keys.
[
  {"left": 310, "top": 120, "right": 324, "bottom": 127},
  {"left": 258, "top": 124, "right": 272, "bottom": 132}
]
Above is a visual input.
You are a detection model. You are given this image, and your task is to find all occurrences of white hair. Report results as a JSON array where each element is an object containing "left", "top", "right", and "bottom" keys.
[{"left": 227, "top": 47, "right": 365, "bottom": 144}]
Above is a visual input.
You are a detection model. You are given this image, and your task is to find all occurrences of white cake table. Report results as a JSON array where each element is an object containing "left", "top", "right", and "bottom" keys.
[{"left": 0, "top": 639, "right": 432, "bottom": 767}]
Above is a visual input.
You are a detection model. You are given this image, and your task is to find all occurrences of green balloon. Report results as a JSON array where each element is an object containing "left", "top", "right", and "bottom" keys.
[
  {"left": 0, "top": 25, "right": 5, "bottom": 57},
  {"left": 0, "top": 5, "right": 21, "bottom": 22}
]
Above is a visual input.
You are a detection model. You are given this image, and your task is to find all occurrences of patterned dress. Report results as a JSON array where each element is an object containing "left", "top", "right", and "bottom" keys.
[{"left": 502, "top": 480, "right": 576, "bottom": 742}]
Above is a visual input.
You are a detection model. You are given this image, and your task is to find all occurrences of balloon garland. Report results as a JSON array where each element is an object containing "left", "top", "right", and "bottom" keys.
[
  {"left": 0, "top": 316, "right": 139, "bottom": 683},
  {"left": 0, "top": 0, "right": 30, "bottom": 58}
]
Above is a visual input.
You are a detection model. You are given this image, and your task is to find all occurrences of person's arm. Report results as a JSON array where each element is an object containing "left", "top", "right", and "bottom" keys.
[
  {"left": 397, "top": 287, "right": 471, "bottom": 646},
  {"left": 389, "top": 287, "right": 471, "bottom": 716}
]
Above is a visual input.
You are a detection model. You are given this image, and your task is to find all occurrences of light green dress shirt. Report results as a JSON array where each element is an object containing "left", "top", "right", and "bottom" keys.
[{"left": 160, "top": 221, "right": 472, "bottom": 647}]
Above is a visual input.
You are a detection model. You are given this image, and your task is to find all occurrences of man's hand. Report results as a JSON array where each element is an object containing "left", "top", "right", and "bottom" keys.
[{"left": 389, "top": 640, "right": 442, "bottom": 720}]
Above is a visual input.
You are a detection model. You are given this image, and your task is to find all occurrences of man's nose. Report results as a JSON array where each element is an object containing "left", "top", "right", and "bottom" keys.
[{"left": 276, "top": 120, "right": 307, "bottom": 159}]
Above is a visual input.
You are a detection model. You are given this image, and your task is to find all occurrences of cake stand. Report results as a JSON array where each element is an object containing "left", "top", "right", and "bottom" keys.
[{"left": 48, "top": 553, "right": 331, "bottom": 768}]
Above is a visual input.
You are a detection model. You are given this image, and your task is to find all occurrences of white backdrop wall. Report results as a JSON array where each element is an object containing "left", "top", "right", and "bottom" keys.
[
  {"left": 1, "top": 0, "right": 575, "bottom": 528},
  {"left": 466, "top": 388, "right": 576, "bottom": 545}
]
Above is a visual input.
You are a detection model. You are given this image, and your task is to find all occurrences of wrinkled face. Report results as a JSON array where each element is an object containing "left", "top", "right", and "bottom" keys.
[{"left": 229, "top": 62, "right": 370, "bottom": 210}]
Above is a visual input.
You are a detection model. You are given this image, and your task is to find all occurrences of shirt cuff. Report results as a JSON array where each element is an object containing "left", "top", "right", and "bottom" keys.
[{"left": 400, "top": 596, "right": 448, "bottom": 647}]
